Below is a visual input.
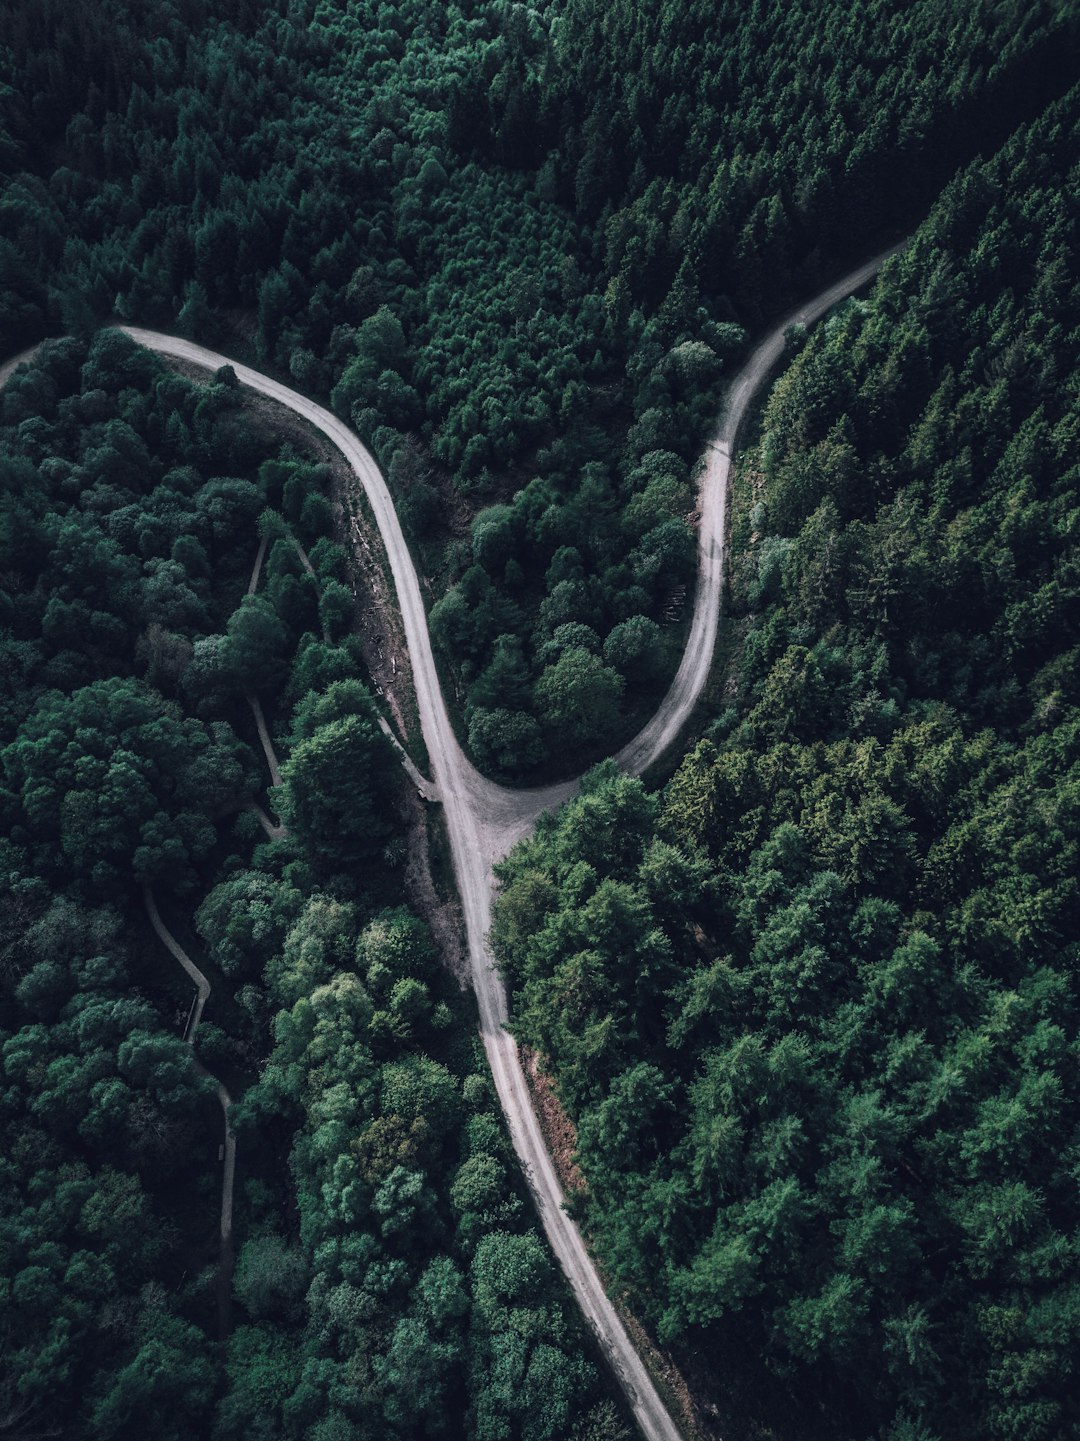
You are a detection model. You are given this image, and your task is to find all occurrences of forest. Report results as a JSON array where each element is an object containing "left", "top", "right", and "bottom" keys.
[
  {"left": 3, "top": 0, "right": 1077, "bottom": 779},
  {"left": 1, "top": 0, "right": 1078, "bottom": 1438},
  {"left": 0, "top": 332, "right": 626, "bottom": 1438},
  {"left": 494, "top": 89, "right": 1080, "bottom": 1441}
]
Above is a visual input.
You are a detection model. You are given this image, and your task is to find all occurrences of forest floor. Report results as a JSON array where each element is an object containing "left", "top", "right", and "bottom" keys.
[{"left": 520, "top": 1046, "right": 587, "bottom": 1197}]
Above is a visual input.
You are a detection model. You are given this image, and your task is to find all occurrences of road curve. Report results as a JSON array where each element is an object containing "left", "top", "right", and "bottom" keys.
[
  {"left": 0, "top": 344, "right": 43, "bottom": 389},
  {"left": 0, "top": 250, "right": 898, "bottom": 1435},
  {"left": 117, "top": 325, "right": 687, "bottom": 1439},
  {"left": 0, "top": 258, "right": 896, "bottom": 1436},
  {"left": 613, "top": 246, "right": 900, "bottom": 782},
  {"left": 117, "top": 252, "right": 898, "bottom": 1441}
]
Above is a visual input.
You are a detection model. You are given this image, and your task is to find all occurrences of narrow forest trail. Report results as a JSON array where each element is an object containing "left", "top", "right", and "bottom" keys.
[
  {"left": 121, "top": 253, "right": 897, "bottom": 1441},
  {"left": 0, "top": 259, "right": 896, "bottom": 1440},
  {"left": 247, "top": 532, "right": 269, "bottom": 594},
  {"left": 247, "top": 799, "right": 287, "bottom": 841},
  {"left": 246, "top": 693, "right": 283, "bottom": 788},
  {"left": 245, "top": 529, "right": 288, "bottom": 823},
  {"left": 143, "top": 886, "right": 236, "bottom": 1336}
]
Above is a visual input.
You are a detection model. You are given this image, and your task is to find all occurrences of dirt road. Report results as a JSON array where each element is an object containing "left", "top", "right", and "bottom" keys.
[
  {"left": 120, "top": 264, "right": 894, "bottom": 1439},
  {"left": 0, "top": 344, "right": 43, "bottom": 388},
  {"left": 613, "top": 247, "right": 900, "bottom": 781},
  {"left": 117, "top": 325, "right": 686, "bottom": 1437}
]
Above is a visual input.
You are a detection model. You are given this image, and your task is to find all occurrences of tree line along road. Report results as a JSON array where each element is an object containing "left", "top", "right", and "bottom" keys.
[{"left": 0, "top": 249, "right": 898, "bottom": 1441}]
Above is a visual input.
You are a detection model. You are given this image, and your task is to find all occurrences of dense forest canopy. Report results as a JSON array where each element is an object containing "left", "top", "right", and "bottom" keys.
[
  {"left": 0, "top": 334, "right": 626, "bottom": 1439},
  {"left": 2, "top": 0, "right": 1077, "bottom": 779},
  {"left": 2, "top": 1, "right": 1079, "bottom": 1439},
  {"left": 494, "top": 88, "right": 1080, "bottom": 1441}
]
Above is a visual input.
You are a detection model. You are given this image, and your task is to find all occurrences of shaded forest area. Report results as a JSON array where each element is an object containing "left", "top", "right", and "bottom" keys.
[
  {"left": 495, "top": 91, "right": 1080, "bottom": 1441},
  {"left": 0, "top": 335, "right": 626, "bottom": 1439},
  {"left": 2, "top": 2, "right": 1080, "bottom": 1440},
  {"left": 3, "top": 0, "right": 1077, "bottom": 777}
]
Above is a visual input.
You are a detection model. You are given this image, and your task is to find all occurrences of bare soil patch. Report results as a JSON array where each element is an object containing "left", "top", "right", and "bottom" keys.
[
  {"left": 402, "top": 800, "right": 466, "bottom": 983},
  {"left": 520, "top": 1047, "right": 710, "bottom": 1441},
  {"left": 520, "top": 1046, "right": 588, "bottom": 1196},
  {"left": 158, "top": 359, "right": 425, "bottom": 764}
]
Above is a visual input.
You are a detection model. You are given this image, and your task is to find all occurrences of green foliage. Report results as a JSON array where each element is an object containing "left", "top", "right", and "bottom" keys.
[
  {"left": 496, "top": 90, "right": 1080, "bottom": 1441},
  {"left": 234, "top": 1234, "right": 311, "bottom": 1322},
  {"left": 242, "top": 888, "right": 612, "bottom": 1439},
  {"left": 279, "top": 688, "right": 398, "bottom": 870},
  {"left": 196, "top": 870, "right": 304, "bottom": 979},
  {"left": 2, "top": 677, "right": 249, "bottom": 889},
  {"left": 223, "top": 594, "right": 289, "bottom": 694},
  {"left": 534, "top": 648, "right": 625, "bottom": 750},
  {"left": 4, "top": 3, "right": 1080, "bottom": 1437},
  {"left": 263, "top": 895, "right": 358, "bottom": 1009},
  {"left": 467, "top": 706, "right": 545, "bottom": 776},
  {"left": 603, "top": 614, "right": 664, "bottom": 686},
  {"left": 0, "top": 895, "right": 215, "bottom": 1437},
  {"left": 88, "top": 1309, "right": 216, "bottom": 1440}
]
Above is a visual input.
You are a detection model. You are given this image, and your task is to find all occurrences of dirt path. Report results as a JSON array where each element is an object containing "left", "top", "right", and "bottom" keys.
[
  {"left": 144, "top": 886, "right": 236, "bottom": 1336},
  {"left": 611, "top": 247, "right": 902, "bottom": 783},
  {"left": 117, "top": 260, "right": 899, "bottom": 1438},
  {"left": 244, "top": 530, "right": 288, "bottom": 802},
  {"left": 376, "top": 712, "right": 440, "bottom": 801},
  {"left": 145, "top": 884, "right": 211, "bottom": 1040},
  {"left": 247, "top": 799, "right": 287, "bottom": 841},
  {"left": 0, "top": 344, "right": 44, "bottom": 389},
  {"left": 246, "top": 693, "right": 283, "bottom": 790},
  {"left": 287, "top": 532, "right": 331, "bottom": 642},
  {"left": 247, "top": 532, "right": 269, "bottom": 595}
]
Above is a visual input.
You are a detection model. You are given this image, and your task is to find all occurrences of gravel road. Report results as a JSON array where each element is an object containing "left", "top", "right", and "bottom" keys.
[{"left": 118, "top": 258, "right": 896, "bottom": 1440}]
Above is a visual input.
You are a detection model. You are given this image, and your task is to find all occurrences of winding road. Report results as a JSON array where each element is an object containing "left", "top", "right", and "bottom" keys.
[
  {"left": 0, "top": 253, "right": 896, "bottom": 1440},
  {"left": 128, "top": 253, "right": 896, "bottom": 1440}
]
